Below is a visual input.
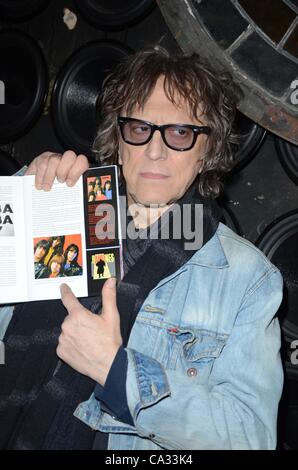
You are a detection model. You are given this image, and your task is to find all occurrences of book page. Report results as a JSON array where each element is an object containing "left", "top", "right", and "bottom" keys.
[
  {"left": 0, "top": 177, "right": 28, "bottom": 303},
  {"left": 23, "top": 175, "right": 88, "bottom": 301}
]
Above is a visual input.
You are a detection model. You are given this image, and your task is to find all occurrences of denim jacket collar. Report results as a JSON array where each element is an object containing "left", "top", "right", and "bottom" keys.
[
  {"left": 150, "top": 225, "right": 229, "bottom": 293},
  {"left": 186, "top": 225, "right": 229, "bottom": 268}
]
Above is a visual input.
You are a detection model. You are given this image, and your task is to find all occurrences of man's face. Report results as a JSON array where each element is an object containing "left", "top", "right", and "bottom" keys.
[
  {"left": 118, "top": 77, "right": 208, "bottom": 206},
  {"left": 51, "top": 261, "right": 61, "bottom": 274},
  {"left": 35, "top": 246, "right": 45, "bottom": 261}
]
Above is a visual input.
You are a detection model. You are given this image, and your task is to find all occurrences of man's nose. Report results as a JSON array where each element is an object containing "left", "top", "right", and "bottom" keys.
[{"left": 144, "top": 129, "right": 167, "bottom": 161}]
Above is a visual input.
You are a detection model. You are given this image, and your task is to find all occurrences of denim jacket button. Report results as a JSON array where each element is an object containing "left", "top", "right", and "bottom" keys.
[{"left": 187, "top": 367, "right": 198, "bottom": 377}]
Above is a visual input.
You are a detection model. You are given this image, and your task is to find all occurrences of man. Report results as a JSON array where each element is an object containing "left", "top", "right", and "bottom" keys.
[
  {"left": 0, "top": 47, "right": 283, "bottom": 450},
  {"left": 96, "top": 258, "right": 106, "bottom": 278},
  {"left": 63, "top": 244, "right": 83, "bottom": 277},
  {"left": 34, "top": 239, "right": 50, "bottom": 279},
  {"left": 45, "top": 255, "right": 65, "bottom": 279}
]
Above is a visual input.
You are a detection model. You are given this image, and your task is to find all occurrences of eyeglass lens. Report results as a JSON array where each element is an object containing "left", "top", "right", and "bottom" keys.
[{"left": 121, "top": 119, "right": 194, "bottom": 149}]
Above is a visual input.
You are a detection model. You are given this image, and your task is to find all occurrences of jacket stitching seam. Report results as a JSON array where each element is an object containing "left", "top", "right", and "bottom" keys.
[{"left": 241, "top": 268, "right": 278, "bottom": 303}]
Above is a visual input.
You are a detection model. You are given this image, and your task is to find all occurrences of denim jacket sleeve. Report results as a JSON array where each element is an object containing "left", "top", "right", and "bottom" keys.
[{"left": 124, "top": 268, "right": 283, "bottom": 450}]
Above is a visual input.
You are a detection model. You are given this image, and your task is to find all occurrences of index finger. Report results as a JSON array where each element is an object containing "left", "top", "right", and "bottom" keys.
[{"left": 65, "top": 154, "right": 90, "bottom": 186}]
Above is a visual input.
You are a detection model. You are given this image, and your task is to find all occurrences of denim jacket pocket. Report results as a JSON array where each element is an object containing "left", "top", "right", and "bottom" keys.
[{"left": 179, "top": 330, "right": 227, "bottom": 361}]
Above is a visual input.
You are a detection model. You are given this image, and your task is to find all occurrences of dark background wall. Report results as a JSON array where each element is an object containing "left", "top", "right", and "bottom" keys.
[
  {"left": 0, "top": 0, "right": 177, "bottom": 165},
  {"left": 0, "top": 0, "right": 297, "bottom": 243}
]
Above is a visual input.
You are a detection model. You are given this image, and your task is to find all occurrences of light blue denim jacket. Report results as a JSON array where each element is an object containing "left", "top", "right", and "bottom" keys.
[
  {"left": 0, "top": 170, "right": 284, "bottom": 449},
  {"left": 74, "top": 222, "right": 283, "bottom": 450}
]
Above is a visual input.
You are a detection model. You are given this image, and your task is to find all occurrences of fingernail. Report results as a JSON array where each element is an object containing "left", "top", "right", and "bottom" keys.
[
  {"left": 60, "top": 283, "right": 67, "bottom": 294},
  {"left": 36, "top": 183, "right": 42, "bottom": 190},
  {"left": 66, "top": 179, "right": 74, "bottom": 187},
  {"left": 43, "top": 184, "right": 51, "bottom": 191}
]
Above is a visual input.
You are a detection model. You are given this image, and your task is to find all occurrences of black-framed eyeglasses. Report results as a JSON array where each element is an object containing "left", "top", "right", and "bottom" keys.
[{"left": 117, "top": 116, "right": 211, "bottom": 152}]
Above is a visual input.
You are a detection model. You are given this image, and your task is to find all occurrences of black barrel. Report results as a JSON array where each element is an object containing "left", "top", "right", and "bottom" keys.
[
  {"left": 257, "top": 210, "right": 298, "bottom": 449},
  {"left": 51, "top": 40, "right": 131, "bottom": 158},
  {"left": 275, "top": 137, "right": 298, "bottom": 186},
  {"left": 219, "top": 203, "right": 242, "bottom": 235},
  {"left": 0, "top": 149, "right": 21, "bottom": 176},
  {"left": 74, "top": 0, "right": 156, "bottom": 31},
  {"left": 0, "top": 30, "right": 48, "bottom": 144},
  {"left": 0, "top": 0, "right": 50, "bottom": 22},
  {"left": 232, "top": 112, "right": 266, "bottom": 172}
]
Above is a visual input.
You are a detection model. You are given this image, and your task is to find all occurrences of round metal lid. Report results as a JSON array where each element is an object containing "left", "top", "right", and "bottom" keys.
[{"left": 157, "top": 0, "right": 298, "bottom": 144}]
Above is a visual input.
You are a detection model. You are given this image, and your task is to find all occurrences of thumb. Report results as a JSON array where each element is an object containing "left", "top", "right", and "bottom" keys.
[
  {"left": 101, "top": 277, "right": 118, "bottom": 320},
  {"left": 60, "top": 283, "right": 82, "bottom": 315}
]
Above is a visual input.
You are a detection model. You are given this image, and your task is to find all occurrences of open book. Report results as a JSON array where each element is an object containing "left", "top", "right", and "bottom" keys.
[{"left": 0, "top": 165, "right": 122, "bottom": 303}]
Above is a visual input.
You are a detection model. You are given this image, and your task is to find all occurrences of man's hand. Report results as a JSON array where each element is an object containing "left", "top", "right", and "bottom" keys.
[
  {"left": 57, "top": 278, "right": 122, "bottom": 385},
  {"left": 25, "top": 150, "right": 89, "bottom": 191}
]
